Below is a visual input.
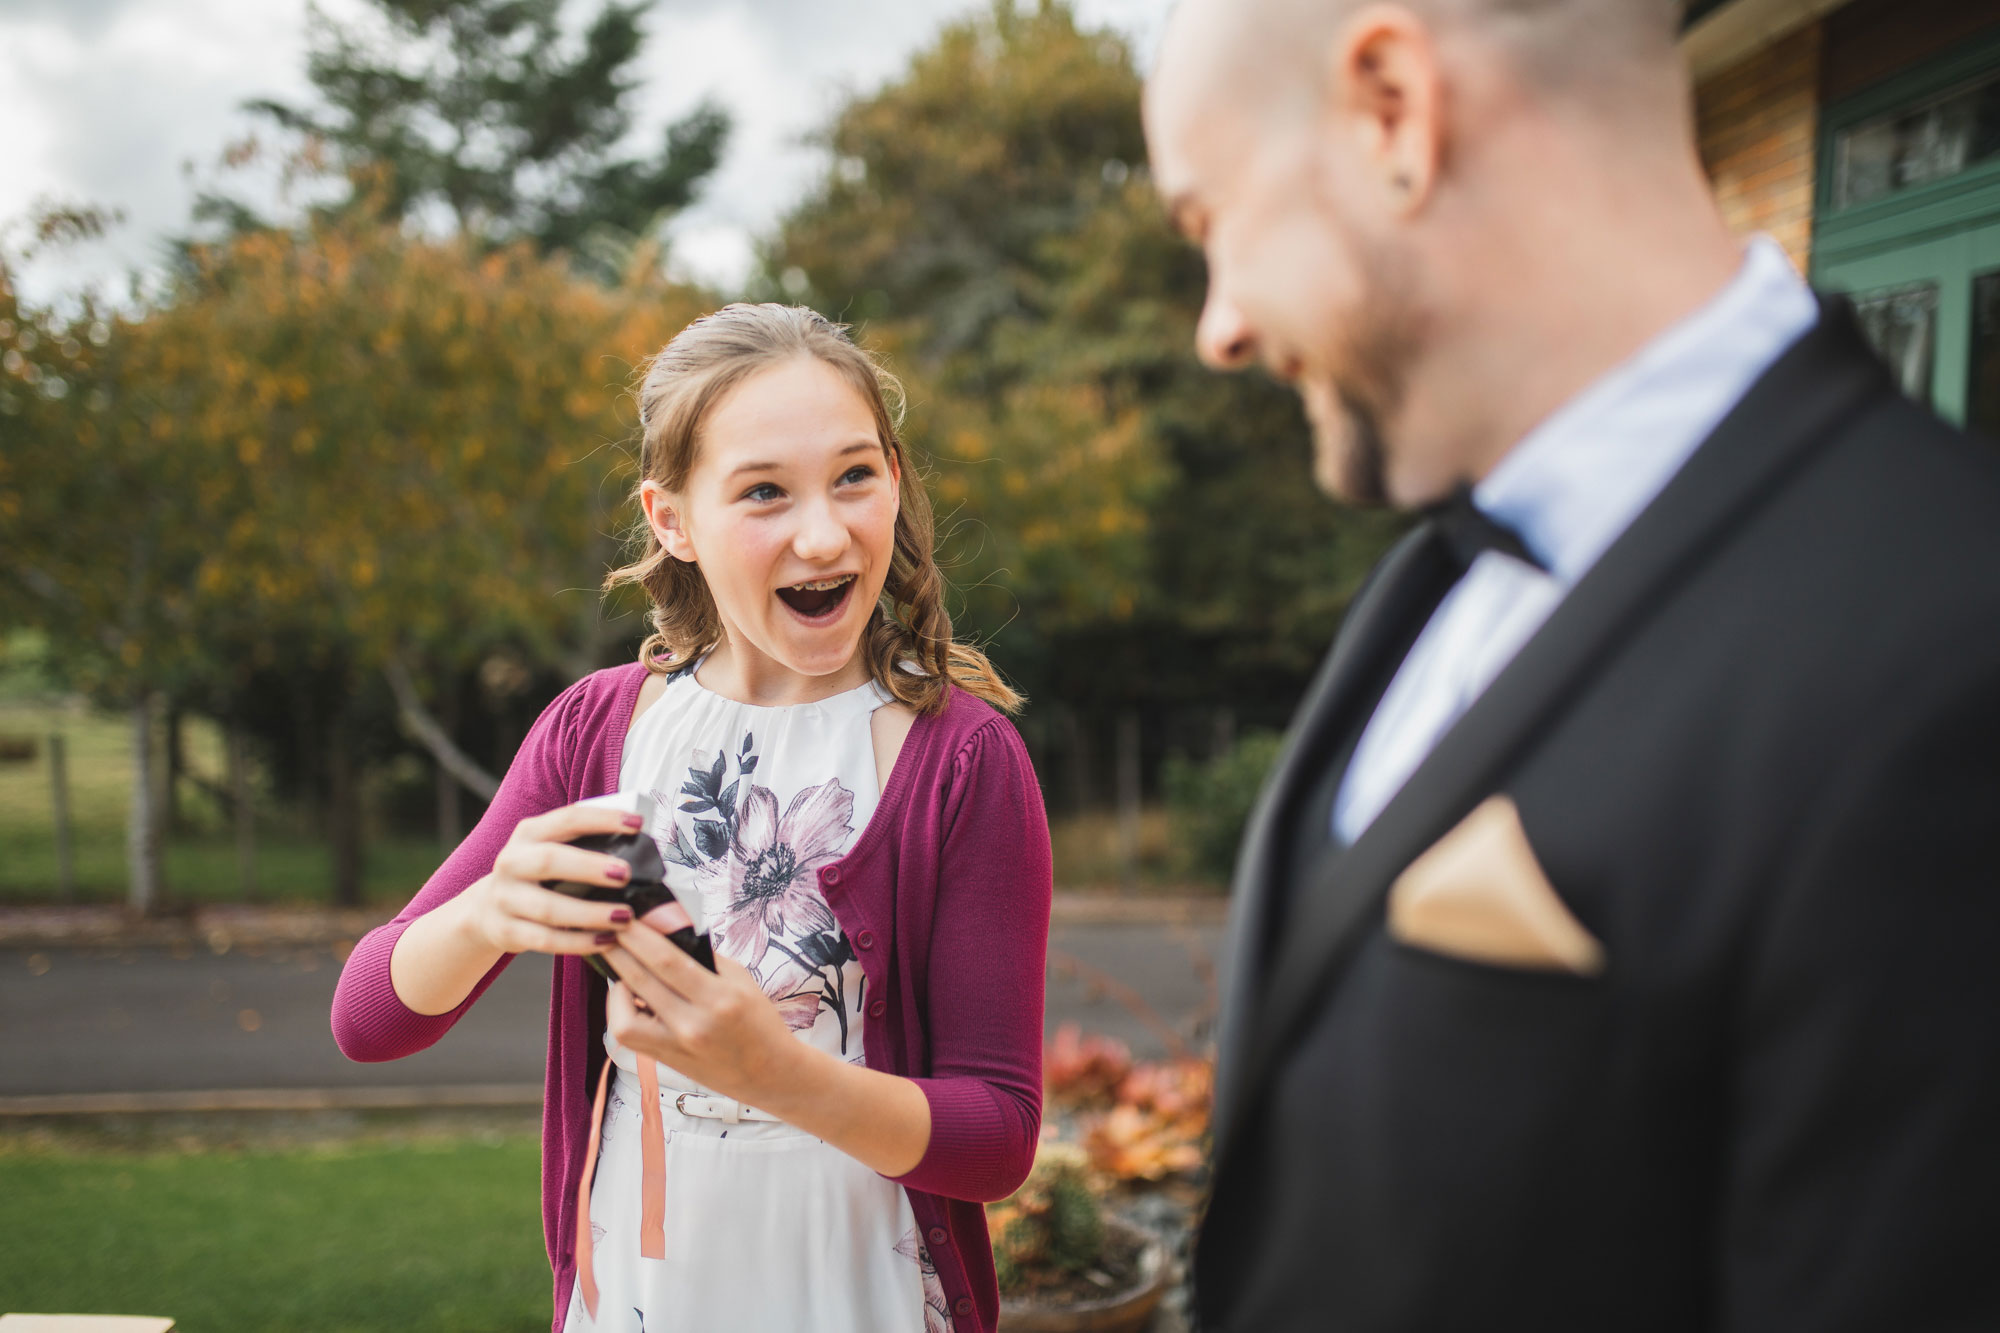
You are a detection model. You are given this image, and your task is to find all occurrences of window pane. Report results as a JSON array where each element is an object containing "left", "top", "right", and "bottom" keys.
[
  {"left": 1852, "top": 282, "right": 1939, "bottom": 406},
  {"left": 1834, "top": 69, "right": 2000, "bottom": 209},
  {"left": 1971, "top": 270, "right": 2000, "bottom": 441}
]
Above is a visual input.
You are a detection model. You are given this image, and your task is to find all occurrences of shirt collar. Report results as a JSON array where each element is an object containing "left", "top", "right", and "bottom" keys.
[{"left": 1473, "top": 236, "right": 1820, "bottom": 585}]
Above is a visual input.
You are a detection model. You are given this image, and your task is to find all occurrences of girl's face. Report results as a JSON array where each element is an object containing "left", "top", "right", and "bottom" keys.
[{"left": 644, "top": 355, "right": 901, "bottom": 695}]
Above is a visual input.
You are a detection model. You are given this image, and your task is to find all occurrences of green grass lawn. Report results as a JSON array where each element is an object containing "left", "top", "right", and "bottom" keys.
[{"left": 0, "top": 1132, "right": 552, "bottom": 1331}]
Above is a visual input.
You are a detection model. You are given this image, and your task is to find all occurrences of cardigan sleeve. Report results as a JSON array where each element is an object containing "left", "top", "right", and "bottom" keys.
[
  {"left": 330, "top": 678, "right": 585, "bottom": 1062},
  {"left": 892, "top": 715, "right": 1053, "bottom": 1202}
]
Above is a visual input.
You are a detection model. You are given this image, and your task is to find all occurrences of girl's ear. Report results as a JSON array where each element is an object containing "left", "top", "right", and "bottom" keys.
[{"left": 640, "top": 480, "right": 697, "bottom": 564}]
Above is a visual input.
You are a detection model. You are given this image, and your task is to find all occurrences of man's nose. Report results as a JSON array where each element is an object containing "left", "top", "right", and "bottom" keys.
[{"left": 1196, "top": 290, "right": 1257, "bottom": 371}]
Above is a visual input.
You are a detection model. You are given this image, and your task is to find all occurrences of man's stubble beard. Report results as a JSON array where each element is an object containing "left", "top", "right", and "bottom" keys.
[
  {"left": 1309, "top": 391, "right": 1390, "bottom": 506},
  {"left": 1304, "top": 242, "right": 1421, "bottom": 509}
]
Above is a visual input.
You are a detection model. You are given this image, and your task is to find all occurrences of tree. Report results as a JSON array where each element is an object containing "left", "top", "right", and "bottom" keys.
[
  {"left": 228, "top": 0, "right": 727, "bottom": 264},
  {"left": 765, "top": 1, "right": 1402, "bottom": 756},
  {"left": 4, "top": 186, "right": 706, "bottom": 907},
  {"left": 1, "top": 205, "right": 211, "bottom": 911},
  {"left": 142, "top": 199, "right": 703, "bottom": 902}
]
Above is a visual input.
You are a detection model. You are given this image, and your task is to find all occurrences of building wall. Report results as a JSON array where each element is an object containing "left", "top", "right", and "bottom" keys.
[
  {"left": 1695, "top": 22, "right": 1823, "bottom": 273},
  {"left": 1821, "top": 0, "right": 2000, "bottom": 102}
]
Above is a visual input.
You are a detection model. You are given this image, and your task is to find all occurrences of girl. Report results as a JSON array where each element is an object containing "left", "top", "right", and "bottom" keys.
[{"left": 331, "top": 304, "right": 1052, "bottom": 1333}]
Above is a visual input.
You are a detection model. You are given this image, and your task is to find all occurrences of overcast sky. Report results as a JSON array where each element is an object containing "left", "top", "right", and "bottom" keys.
[{"left": 0, "top": 0, "right": 1174, "bottom": 306}]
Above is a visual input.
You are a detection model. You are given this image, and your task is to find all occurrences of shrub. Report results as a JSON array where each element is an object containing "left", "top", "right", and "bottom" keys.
[{"left": 1163, "top": 730, "right": 1286, "bottom": 881}]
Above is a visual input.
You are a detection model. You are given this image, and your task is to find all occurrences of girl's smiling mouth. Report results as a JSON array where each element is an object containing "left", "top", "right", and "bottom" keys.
[{"left": 775, "top": 573, "right": 857, "bottom": 623}]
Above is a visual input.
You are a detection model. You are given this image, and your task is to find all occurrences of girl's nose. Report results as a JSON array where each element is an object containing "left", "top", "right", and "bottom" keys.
[{"left": 792, "top": 500, "right": 849, "bottom": 562}]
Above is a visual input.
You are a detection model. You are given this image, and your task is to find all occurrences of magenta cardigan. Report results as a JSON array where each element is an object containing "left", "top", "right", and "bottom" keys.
[{"left": 330, "top": 662, "right": 1052, "bottom": 1333}]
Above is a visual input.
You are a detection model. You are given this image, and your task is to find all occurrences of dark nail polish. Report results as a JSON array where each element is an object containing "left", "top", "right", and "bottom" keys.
[
  {"left": 595, "top": 933, "right": 619, "bottom": 947},
  {"left": 606, "top": 862, "right": 630, "bottom": 883},
  {"left": 609, "top": 907, "right": 633, "bottom": 924}
]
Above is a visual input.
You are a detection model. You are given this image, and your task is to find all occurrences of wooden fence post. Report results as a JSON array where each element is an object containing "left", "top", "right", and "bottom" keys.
[{"left": 48, "top": 732, "right": 76, "bottom": 901}]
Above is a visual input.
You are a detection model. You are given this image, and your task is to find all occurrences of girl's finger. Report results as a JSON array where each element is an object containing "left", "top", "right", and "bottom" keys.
[
  {"left": 514, "top": 802, "right": 644, "bottom": 847},
  {"left": 495, "top": 881, "right": 632, "bottom": 931},
  {"left": 498, "top": 841, "right": 635, "bottom": 891},
  {"left": 616, "top": 918, "right": 715, "bottom": 996},
  {"left": 498, "top": 921, "right": 620, "bottom": 958},
  {"left": 606, "top": 981, "right": 672, "bottom": 1046},
  {"left": 602, "top": 944, "right": 697, "bottom": 1014}
]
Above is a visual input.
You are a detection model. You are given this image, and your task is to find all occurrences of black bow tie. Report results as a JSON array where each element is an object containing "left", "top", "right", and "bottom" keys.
[{"left": 1424, "top": 488, "right": 1546, "bottom": 577}]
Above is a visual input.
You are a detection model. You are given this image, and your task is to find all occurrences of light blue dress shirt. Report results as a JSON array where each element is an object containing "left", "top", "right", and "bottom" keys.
[{"left": 1332, "top": 237, "right": 1822, "bottom": 844}]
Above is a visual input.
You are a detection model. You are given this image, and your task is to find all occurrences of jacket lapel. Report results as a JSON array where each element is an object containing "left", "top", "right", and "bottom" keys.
[
  {"left": 1208, "top": 525, "right": 1451, "bottom": 1149},
  {"left": 1216, "top": 302, "right": 1890, "bottom": 1170}
]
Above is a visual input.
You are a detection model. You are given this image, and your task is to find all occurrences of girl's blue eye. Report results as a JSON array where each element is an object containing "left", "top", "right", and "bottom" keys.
[
  {"left": 841, "top": 465, "right": 875, "bottom": 485},
  {"left": 745, "top": 483, "right": 782, "bottom": 503}
]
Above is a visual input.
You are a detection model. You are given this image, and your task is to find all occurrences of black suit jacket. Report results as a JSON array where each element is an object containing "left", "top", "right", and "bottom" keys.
[{"left": 1195, "top": 306, "right": 2000, "bottom": 1332}]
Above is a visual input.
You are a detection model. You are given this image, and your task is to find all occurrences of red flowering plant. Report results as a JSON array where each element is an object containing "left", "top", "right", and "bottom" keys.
[{"left": 1043, "top": 1021, "right": 1213, "bottom": 1184}]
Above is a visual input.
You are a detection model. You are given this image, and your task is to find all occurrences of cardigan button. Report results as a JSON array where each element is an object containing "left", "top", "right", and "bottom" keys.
[
  {"left": 855, "top": 930, "right": 875, "bottom": 951},
  {"left": 821, "top": 865, "right": 841, "bottom": 886},
  {"left": 954, "top": 1297, "right": 974, "bottom": 1317},
  {"left": 927, "top": 1226, "right": 948, "bottom": 1246},
  {"left": 867, "top": 999, "right": 887, "bottom": 1019}
]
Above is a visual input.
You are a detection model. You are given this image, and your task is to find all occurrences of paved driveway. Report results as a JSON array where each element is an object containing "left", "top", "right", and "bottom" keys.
[{"left": 1, "top": 917, "right": 1224, "bottom": 1099}]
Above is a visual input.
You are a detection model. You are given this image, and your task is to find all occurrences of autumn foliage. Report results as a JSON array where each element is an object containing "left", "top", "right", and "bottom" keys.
[{"left": 1044, "top": 1021, "right": 1212, "bottom": 1183}]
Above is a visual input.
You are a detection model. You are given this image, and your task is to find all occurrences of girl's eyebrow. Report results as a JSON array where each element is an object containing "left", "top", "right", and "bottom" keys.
[{"left": 724, "top": 439, "right": 880, "bottom": 480}]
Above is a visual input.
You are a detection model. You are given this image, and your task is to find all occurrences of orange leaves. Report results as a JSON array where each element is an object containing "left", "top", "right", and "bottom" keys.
[
  {"left": 1082, "top": 1102, "right": 1206, "bottom": 1183},
  {"left": 1044, "top": 1022, "right": 1214, "bottom": 1184},
  {"left": 1046, "top": 1021, "right": 1134, "bottom": 1104}
]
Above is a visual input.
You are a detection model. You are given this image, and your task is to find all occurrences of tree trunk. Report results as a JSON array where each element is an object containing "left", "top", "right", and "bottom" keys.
[
  {"left": 383, "top": 655, "right": 498, "bottom": 802},
  {"left": 163, "top": 701, "right": 185, "bottom": 833},
  {"left": 291, "top": 673, "right": 321, "bottom": 834},
  {"left": 126, "top": 688, "right": 164, "bottom": 915},
  {"left": 327, "top": 709, "right": 363, "bottom": 908},
  {"left": 435, "top": 675, "right": 462, "bottom": 851},
  {"left": 228, "top": 715, "right": 258, "bottom": 900},
  {"left": 1116, "top": 710, "right": 1142, "bottom": 891}
]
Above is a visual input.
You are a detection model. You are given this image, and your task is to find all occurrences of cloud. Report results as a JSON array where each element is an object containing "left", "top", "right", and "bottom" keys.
[{"left": 0, "top": 0, "right": 1170, "bottom": 304}]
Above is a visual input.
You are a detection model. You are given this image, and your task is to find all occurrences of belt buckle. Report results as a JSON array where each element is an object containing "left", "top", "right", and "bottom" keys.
[{"left": 674, "top": 1091, "right": 744, "bottom": 1123}]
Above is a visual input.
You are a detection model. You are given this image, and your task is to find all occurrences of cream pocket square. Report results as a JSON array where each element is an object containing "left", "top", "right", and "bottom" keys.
[{"left": 1386, "top": 795, "right": 1605, "bottom": 976}]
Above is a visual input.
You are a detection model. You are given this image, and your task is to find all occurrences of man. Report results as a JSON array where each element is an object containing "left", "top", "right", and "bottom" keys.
[{"left": 1143, "top": 1, "right": 2000, "bottom": 1330}]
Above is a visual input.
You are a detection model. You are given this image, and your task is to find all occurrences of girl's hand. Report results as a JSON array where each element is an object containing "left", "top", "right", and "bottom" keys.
[
  {"left": 603, "top": 925, "right": 803, "bottom": 1108},
  {"left": 452, "top": 803, "right": 644, "bottom": 957}
]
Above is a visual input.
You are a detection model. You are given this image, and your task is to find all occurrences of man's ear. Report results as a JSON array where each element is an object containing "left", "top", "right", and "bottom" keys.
[
  {"left": 1327, "top": 4, "right": 1442, "bottom": 217},
  {"left": 639, "top": 481, "right": 697, "bottom": 564}
]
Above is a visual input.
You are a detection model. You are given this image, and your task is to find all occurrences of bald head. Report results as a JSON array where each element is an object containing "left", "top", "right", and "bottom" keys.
[{"left": 1154, "top": 0, "right": 1683, "bottom": 142}]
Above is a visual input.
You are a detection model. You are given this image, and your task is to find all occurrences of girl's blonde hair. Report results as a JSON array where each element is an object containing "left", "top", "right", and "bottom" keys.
[{"left": 604, "top": 303, "right": 1021, "bottom": 718}]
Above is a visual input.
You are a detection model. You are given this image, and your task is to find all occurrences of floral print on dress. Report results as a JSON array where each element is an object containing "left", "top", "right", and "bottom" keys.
[
  {"left": 895, "top": 1226, "right": 956, "bottom": 1333},
  {"left": 649, "top": 730, "right": 865, "bottom": 1054}
]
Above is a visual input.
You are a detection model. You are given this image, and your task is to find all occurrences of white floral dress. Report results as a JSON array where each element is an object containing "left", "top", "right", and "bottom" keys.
[{"left": 562, "top": 667, "right": 952, "bottom": 1333}]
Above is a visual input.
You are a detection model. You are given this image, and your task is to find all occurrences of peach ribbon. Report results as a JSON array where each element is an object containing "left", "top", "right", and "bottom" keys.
[
  {"left": 573, "top": 1057, "right": 671, "bottom": 1321},
  {"left": 636, "top": 1058, "right": 668, "bottom": 1259},
  {"left": 574, "top": 1057, "right": 613, "bottom": 1321}
]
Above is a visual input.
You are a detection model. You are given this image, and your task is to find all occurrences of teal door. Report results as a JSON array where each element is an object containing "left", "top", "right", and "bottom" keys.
[
  {"left": 1817, "top": 222, "right": 2000, "bottom": 428},
  {"left": 1811, "top": 30, "right": 2000, "bottom": 437}
]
